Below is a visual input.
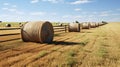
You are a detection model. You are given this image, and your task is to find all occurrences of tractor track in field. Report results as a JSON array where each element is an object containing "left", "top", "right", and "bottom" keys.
[
  {"left": 10, "top": 32, "right": 82, "bottom": 67},
  {"left": 0, "top": 32, "right": 80, "bottom": 66},
  {"left": 0, "top": 44, "right": 59, "bottom": 66},
  {"left": 26, "top": 32, "right": 90, "bottom": 66},
  {"left": 9, "top": 32, "right": 88, "bottom": 67},
  {"left": 25, "top": 42, "right": 81, "bottom": 66}
]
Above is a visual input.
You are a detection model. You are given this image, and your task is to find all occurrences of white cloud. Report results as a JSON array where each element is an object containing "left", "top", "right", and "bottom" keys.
[
  {"left": 51, "top": 12, "right": 57, "bottom": 15},
  {"left": 3, "top": 3, "right": 9, "bottom": 6},
  {"left": 2, "top": 7, "right": 24, "bottom": 15},
  {"left": 30, "top": 0, "right": 63, "bottom": 3},
  {"left": 74, "top": 16, "right": 82, "bottom": 18},
  {"left": 101, "top": 11, "right": 112, "bottom": 14},
  {"left": 92, "top": 12, "right": 97, "bottom": 14},
  {"left": 2, "top": 7, "right": 9, "bottom": 10},
  {"left": 98, "top": 10, "right": 120, "bottom": 17},
  {"left": 74, "top": 8, "right": 81, "bottom": 11},
  {"left": 70, "top": 0, "right": 91, "bottom": 5},
  {"left": 99, "top": 11, "right": 111, "bottom": 17},
  {"left": 30, "top": 12, "right": 46, "bottom": 16},
  {"left": 62, "top": 15, "right": 82, "bottom": 19},
  {"left": 62, "top": 15, "right": 70, "bottom": 18},
  {"left": 9, "top": 8, "right": 16, "bottom": 12},
  {"left": 100, "top": 14, "right": 109, "bottom": 17},
  {"left": 16, "top": 11, "right": 24, "bottom": 15},
  {"left": 0, "top": 14, "right": 9, "bottom": 17},
  {"left": 12, "top": 5, "right": 17, "bottom": 8},
  {"left": 2, "top": 3, "right": 22, "bottom": 14},
  {"left": 42, "top": 0, "right": 63, "bottom": 3},
  {"left": 2, "top": 8, "right": 16, "bottom": 12},
  {"left": 111, "top": 14, "right": 117, "bottom": 16},
  {"left": 30, "top": 0, "right": 39, "bottom": 3}
]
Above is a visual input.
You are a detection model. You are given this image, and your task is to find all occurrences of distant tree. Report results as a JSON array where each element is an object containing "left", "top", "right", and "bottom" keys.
[
  {"left": 0, "top": 21, "right": 2, "bottom": 23},
  {"left": 75, "top": 21, "right": 79, "bottom": 23}
]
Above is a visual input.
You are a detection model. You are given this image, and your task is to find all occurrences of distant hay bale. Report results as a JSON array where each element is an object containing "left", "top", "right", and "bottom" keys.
[
  {"left": 82, "top": 22, "right": 90, "bottom": 29},
  {"left": 58, "top": 23, "right": 63, "bottom": 26},
  {"left": 19, "top": 23, "right": 21, "bottom": 25},
  {"left": 99, "top": 22, "right": 104, "bottom": 26},
  {"left": 21, "top": 21, "right": 54, "bottom": 43},
  {"left": 90, "top": 22, "right": 96, "bottom": 28},
  {"left": 5, "top": 24, "right": 11, "bottom": 27},
  {"left": 75, "top": 21, "right": 79, "bottom": 23},
  {"left": 102, "top": 21, "right": 108, "bottom": 24},
  {"left": 95, "top": 23, "right": 99, "bottom": 27},
  {"left": 68, "top": 23, "right": 81, "bottom": 32},
  {"left": 19, "top": 23, "right": 24, "bottom": 27}
]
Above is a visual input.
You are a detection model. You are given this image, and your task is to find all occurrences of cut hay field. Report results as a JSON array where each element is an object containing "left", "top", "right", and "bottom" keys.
[{"left": 0, "top": 22, "right": 120, "bottom": 67}]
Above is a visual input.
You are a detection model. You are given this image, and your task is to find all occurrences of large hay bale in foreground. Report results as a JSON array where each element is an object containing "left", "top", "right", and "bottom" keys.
[
  {"left": 68, "top": 23, "right": 81, "bottom": 32},
  {"left": 5, "top": 24, "right": 11, "bottom": 27},
  {"left": 82, "top": 22, "right": 90, "bottom": 29},
  {"left": 21, "top": 21, "right": 54, "bottom": 43}
]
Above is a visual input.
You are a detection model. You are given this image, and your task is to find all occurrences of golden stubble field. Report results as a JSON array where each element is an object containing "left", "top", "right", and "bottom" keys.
[{"left": 0, "top": 22, "right": 120, "bottom": 67}]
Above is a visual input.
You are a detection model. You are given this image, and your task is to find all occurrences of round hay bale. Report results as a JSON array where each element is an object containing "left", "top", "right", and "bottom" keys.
[
  {"left": 19, "top": 24, "right": 24, "bottom": 27},
  {"left": 99, "top": 22, "right": 104, "bottom": 26},
  {"left": 68, "top": 23, "right": 80, "bottom": 32},
  {"left": 82, "top": 22, "right": 90, "bottom": 29},
  {"left": 58, "top": 23, "right": 63, "bottom": 26},
  {"left": 19, "top": 23, "right": 22, "bottom": 27},
  {"left": 21, "top": 21, "right": 54, "bottom": 43},
  {"left": 6, "top": 24, "right": 11, "bottom": 27},
  {"left": 19, "top": 23, "right": 21, "bottom": 25},
  {"left": 95, "top": 23, "right": 99, "bottom": 27},
  {"left": 90, "top": 22, "right": 96, "bottom": 28}
]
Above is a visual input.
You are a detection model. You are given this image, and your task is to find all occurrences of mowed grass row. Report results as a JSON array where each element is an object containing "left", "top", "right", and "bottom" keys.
[
  {"left": 0, "top": 22, "right": 120, "bottom": 67},
  {"left": 78, "top": 22, "right": 120, "bottom": 67}
]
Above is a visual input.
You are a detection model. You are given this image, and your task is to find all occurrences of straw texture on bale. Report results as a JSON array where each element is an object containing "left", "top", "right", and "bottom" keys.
[
  {"left": 68, "top": 23, "right": 80, "bottom": 32},
  {"left": 6, "top": 24, "right": 11, "bottom": 27},
  {"left": 82, "top": 22, "right": 90, "bottom": 29},
  {"left": 21, "top": 21, "right": 54, "bottom": 43}
]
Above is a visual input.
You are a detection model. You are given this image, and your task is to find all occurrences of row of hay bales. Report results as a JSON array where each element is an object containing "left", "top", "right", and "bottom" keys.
[
  {"left": 68, "top": 21, "right": 107, "bottom": 32},
  {"left": 22, "top": 21, "right": 107, "bottom": 43},
  {"left": 3, "top": 21, "right": 107, "bottom": 44}
]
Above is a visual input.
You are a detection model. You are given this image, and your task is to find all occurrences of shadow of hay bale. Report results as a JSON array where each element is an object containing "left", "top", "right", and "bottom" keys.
[
  {"left": 80, "top": 31, "right": 92, "bottom": 33},
  {"left": 49, "top": 41, "right": 87, "bottom": 46}
]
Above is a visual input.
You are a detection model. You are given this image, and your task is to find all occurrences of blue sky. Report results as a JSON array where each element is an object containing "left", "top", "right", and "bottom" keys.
[{"left": 0, "top": 0, "right": 120, "bottom": 22}]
